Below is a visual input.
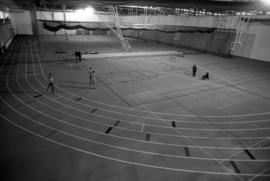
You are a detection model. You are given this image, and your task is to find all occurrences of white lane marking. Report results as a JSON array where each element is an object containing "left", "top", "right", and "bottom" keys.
[
  {"left": 1, "top": 37, "right": 268, "bottom": 175},
  {"left": 12, "top": 43, "right": 269, "bottom": 151},
  {"left": 221, "top": 96, "right": 261, "bottom": 109},
  {"left": 128, "top": 94, "right": 244, "bottom": 180},
  {"left": 191, "top": 94, "right": 269, "bottom": 161},
  {"left": 220, "top": 139, "right": 268, "bottom": 163},
  {"left": 33, "top": 44, "right": 270, "bottom": 118},
  {"left": 31, "top": 46, "right": 270, "bottom": 126},
  {"left": 248, "top": 167, "right": 270, "bottom": 181},
  {"left": 26, "top": 46, "right": 270, "bottom": 131},
  {"left": 2, "top": 114, "right": 269, "bottom": 177}
]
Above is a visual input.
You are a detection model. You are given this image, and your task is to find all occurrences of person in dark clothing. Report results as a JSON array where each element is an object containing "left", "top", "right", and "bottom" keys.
[
  {"left": 75, "top": 50, "right": 79, "bottom": 64},
  {"left": 78, "top": 50, "right": 82, "bottom": 62},
  {"left": 201, "top": 72, "right": 209, "bottom": 80},
  {"left": 192, "top": 64, "right": 197, "bottom": 77}
]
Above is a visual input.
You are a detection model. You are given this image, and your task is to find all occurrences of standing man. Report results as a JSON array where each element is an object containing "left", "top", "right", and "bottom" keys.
[
  {"left": 47, "top": 73, "right": 54, "bottom": 95},
  {"left": 78, "top": 50, "right": 82, "bottom": 62},
  {"left": 88, "top": 67, "right": 93, "bottom": 85},
  {"left": 92, "top": 70, "right": 96, "bottom": 89},
  {"left": 88, "top": 67, "right": 96, "bottom": 89},
  {"left": 75, "top": 50, "right": 78, "bottom": 64},
  {"left": 192, "top": 64, "right": 197, "bottom": 77}
]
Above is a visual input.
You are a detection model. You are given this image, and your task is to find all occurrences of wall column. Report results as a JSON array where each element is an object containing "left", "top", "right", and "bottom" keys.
[
  {"left": 30, "top": 3, "right": 39, "bottom": 42},
  {"left": 63, "top": 4, "right": 68, "bottom": 40}
]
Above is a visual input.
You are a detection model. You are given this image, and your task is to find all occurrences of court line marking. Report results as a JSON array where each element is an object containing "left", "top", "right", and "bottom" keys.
[
  {"left": 2, "top": 113, "right": 269, "bottom": 177},
  {"left": 3, "top": 38, "right": 270, "bottom": 150},
  {"left": 248, "top": 167, "right": 270, "bottom": 181},
  {"left": 12, "top": 41, "right": 269, "bottom": 157},
  {"left": 27, "top": 48, "right": 270, "bottom": 131},
  {"left": 33, "top": 44, "right": 270, "bottom": 118},
  {"left": 128, "top": 94, "right": 244, "bottom": 180},
  {"left": 1, "top": 37, "right": 268, "bottom": 177},
  {"left": 17, "top": 59, "right": 270, "bottom": 151},
  {"left": 221, "top": 96, "right": 263, "bottom": 109},
  {"left": 24, "top": 40, "right": 270, "bottom": 142},
  {"left": 190, "top": 94, "right": 269, "bottom": 161},
  {"left": 31, "top": 46, "right": 270, "bottom": 126}
]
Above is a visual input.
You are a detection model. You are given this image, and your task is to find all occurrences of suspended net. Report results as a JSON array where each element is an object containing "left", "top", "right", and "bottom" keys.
[
  {"left": 107, "top": 5, "right": 131, "bottom": 51},
  {"left": 231, "top": 15, "right": 251, "bottom": 52}
]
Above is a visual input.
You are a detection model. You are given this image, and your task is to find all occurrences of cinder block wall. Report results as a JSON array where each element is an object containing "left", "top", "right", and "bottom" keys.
[{"left": 122, "top": 29, "right": 235, "bottom": 57}]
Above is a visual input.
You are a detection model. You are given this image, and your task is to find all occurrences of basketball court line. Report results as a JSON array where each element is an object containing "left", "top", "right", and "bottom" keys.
[
  {"left": 15, "top": 41, "right": 270, "bottom": 152},
  {"left": 2, "top": 114, "right": 269, "bottom": 177},
  {"left": 128, "top": 94, "right": 243, "bottom": 180},
  {"left": 7, "top": 40, "right": 270, "bottom": 144},
  {"left": 2, "top": 38, "right": 270, "bottom": 178},
  {"left": 3, "top": 40, "right": 270, "bottom": 142},
  {"left": 29, "top": 42, "right": 270, "bottom": 136},
  {"left": 35, "top": 42, "right": 270, "bottom": 119},
  {"left": 81, "top": 53, "right": 270, "bottom": 118},
  {"left": 33, "top": 46, "right": 270, "bottom": 126}
]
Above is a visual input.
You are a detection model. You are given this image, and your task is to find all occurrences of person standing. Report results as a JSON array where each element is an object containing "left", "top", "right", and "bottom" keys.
[
  {"left": 47, "top": 73, "right": 54, "bottom": 95},
  {"left": 78, "top": 50, "right": 82, "bottom": 62},
  {"left": 88, "top": 67, "right": 93, "bottom": 85},
  {"left": 92, "top": 70, "right": 96, "bottom": 89},
  {"left": 75, "top": 50, "right": 78, "bottom": 64},
  {"left": 192, "top": 64, "right": 197, "bottom": 77}
]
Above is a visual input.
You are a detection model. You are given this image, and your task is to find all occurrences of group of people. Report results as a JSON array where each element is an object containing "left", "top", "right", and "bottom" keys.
[
  {"left": 46, "top": 66, "right": 97, "bottom": 95},
  {"left": 192, "top": 64, "right": 209, "bottom": 80},
  {"left": 75, "top": 50, "right": 82, "bottom": 64}
]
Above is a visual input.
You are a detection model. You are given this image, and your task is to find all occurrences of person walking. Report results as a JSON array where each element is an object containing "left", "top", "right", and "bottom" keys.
[
  {"left": 192, "top": 64, "right": 197, "bottom": 77},
  {"left": 75, "top": 50, "right": 79, "bottom": 64},
  {"left": 47, "top": 73, "right": 54, "bottom": 95}
]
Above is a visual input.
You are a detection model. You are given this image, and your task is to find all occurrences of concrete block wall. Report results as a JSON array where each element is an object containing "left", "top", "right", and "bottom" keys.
[
  {"left": 8, "top": 10, "right": 270, "bottom": 62},
  {"left": 123, "top": 29, "right": 235, "bottom": 56},
  {"left": 0, "top": 21, "right": 15, "bottom": 54}
]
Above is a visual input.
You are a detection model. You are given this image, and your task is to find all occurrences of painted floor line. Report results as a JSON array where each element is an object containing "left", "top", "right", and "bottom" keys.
[
  {"left": 46, "top": 130, "right": 57, "bottom": 138},
  {"left": 2, "top": 113, "right": 268, "bottom": 176},
  {"left": 146, "top": 133, "right": 151, "bottom": 141},
  {"left": 105, "top": 127, "right": 113, "bottom": 134},
  {"left": 114, "top": 120, "right": 120, "bottom": 127},
  {"left": 90, "top": 108, "right": 98, "bottom": 113},
  {"left": 6, "top": 64, "right": 270, "bottom": 149},
  {"left": 184, "top": 147, "right": 190, "bottom": 157},
  {"left": 35, "top": 47, "right": 270, "bottom": 118},
  {"left": 244, "top": 149, "right": 255, "bottom": 160},
  {"left": 33, "top": 94, "right": 42, "bottom": 98},
  {"left": 75, "top": 97, "right": 82, "bottom": 101},
  {"left": 230, "top": 161, "right": 241, "bottom": 174},
  {"left": 20, "top": 61, "right": 270, "bottom": 151}
]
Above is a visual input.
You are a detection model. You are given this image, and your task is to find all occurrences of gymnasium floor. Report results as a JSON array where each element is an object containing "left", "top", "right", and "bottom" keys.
[{"left": 1, "top": 35, "right": 270, "bottom": 181}]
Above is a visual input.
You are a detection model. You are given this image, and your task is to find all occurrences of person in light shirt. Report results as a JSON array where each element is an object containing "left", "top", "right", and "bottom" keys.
[{"left": 47, "top": 73, "right": 54, "bottom": 95}]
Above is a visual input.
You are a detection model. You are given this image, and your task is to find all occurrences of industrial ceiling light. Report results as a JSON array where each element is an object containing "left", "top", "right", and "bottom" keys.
[
  {"left": 260, "top": 0, "right": 270, "bottom": 6},
  {"left": 85, "top": 6, "right": 94, "bottom": 14},
  {"left": 75, "top": 6, "right": 94, "bottom": 17}
]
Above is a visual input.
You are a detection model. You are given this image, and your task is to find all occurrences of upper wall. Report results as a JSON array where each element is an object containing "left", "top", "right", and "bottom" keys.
[
  {"left": 10, "top": 10, "right": 33, "bottom": 35},
  {"left": 9, "top": 10, "right": 270, "bottom": 62},
  {"left": 233, "top": 22, "right": 270, "bottom": 62}
]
